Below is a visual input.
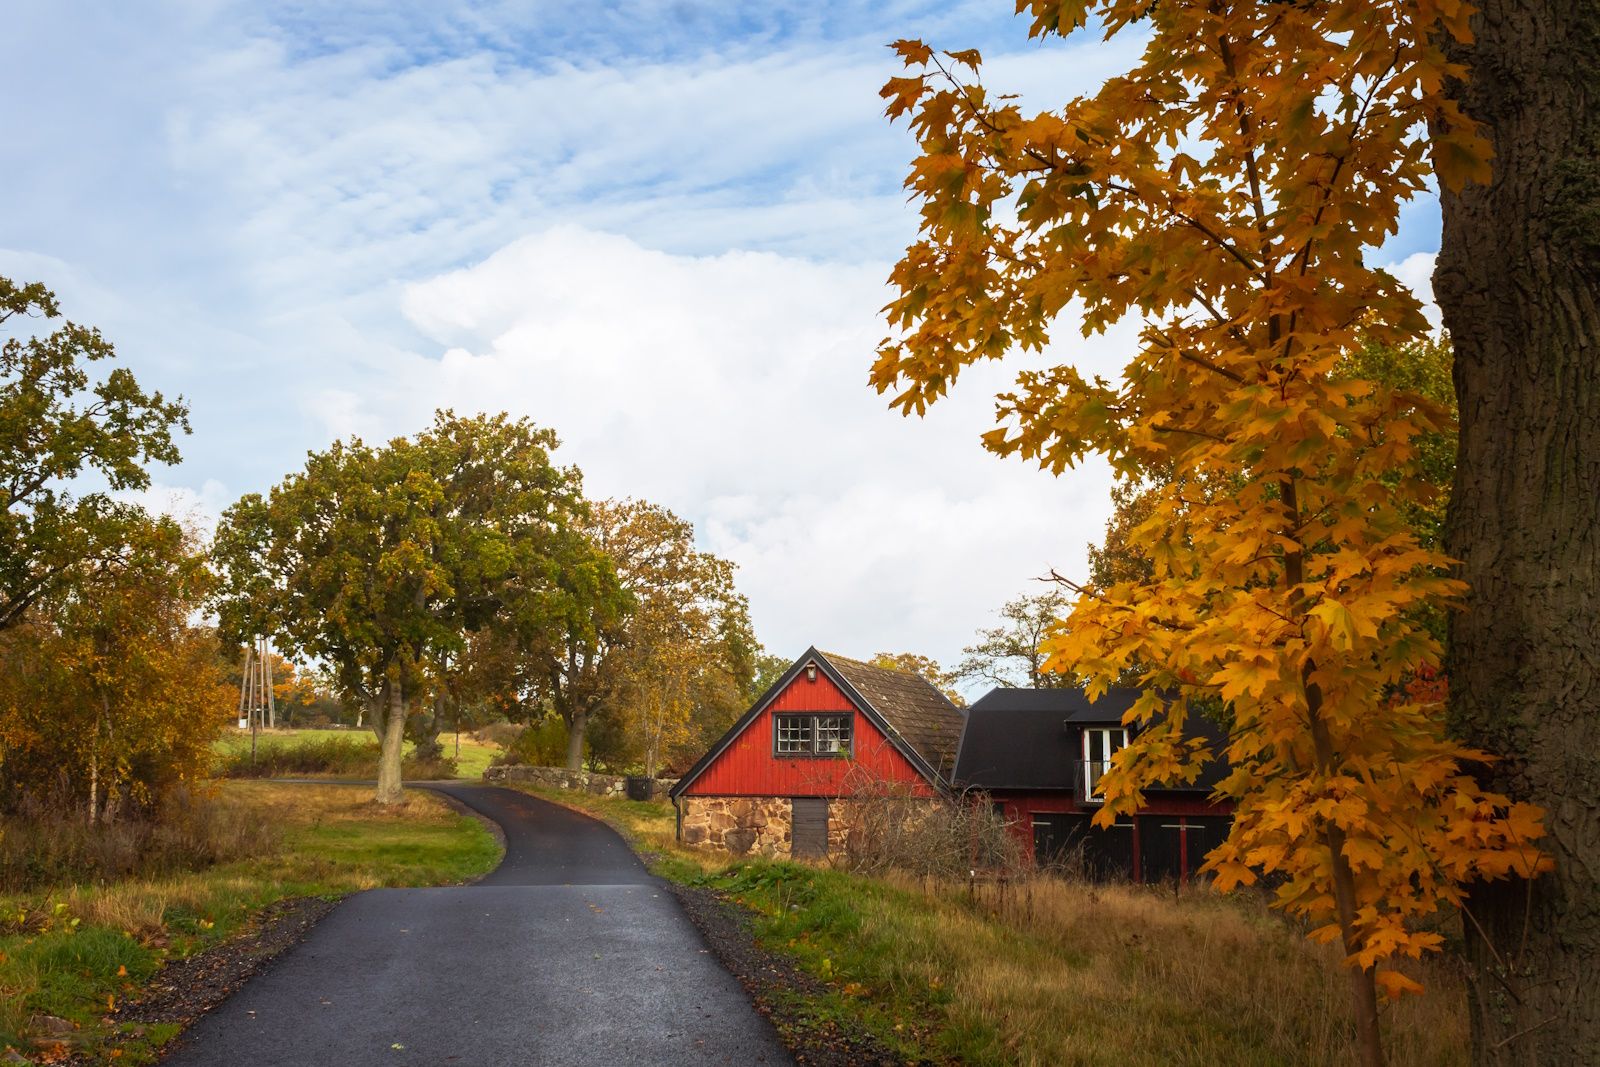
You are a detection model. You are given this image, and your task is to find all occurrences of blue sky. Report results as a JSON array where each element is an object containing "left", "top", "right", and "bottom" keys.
[{"left": 1, "top": 2, "right": 1443, "bottom": 684}]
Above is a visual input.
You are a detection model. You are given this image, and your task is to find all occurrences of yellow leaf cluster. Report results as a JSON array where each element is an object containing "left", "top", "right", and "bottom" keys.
[{"left": 879, "top": 0, "right": 1548, "bottom": 992}]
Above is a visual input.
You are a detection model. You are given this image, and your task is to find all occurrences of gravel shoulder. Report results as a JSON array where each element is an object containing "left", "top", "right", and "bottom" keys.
[{"left": 664, "top": 884, "right": 910, "bottom": 1067}]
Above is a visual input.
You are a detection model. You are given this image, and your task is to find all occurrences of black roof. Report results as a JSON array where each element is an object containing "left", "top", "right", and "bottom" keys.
[
  {"left": 952, "top": 687, "right": 1228, "bottom": 793},
  {"left": 967, "top": 686, "right": 1145, "bottom": 723}
]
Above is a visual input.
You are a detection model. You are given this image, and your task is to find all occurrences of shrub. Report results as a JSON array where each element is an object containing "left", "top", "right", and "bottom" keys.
[
  {"left": 491, "top": 717, "right": 568, "bottom": 768},
  {"left": 473, "top": 721, "right": 523, "bottom": 750},
  {"left": 0, "top": 787, "right": 280, "bottom": 893},
  {"left": 214, "top": 734, "right": 457, "bottom": 780},
  {"left": 837, "top": 770, "right": 1023, "bottom": 880}
]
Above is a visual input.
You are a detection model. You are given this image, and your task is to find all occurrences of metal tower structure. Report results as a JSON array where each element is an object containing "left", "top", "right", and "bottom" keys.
[{"left": 237, "top": 636, "right": 277, "bottom": 760}]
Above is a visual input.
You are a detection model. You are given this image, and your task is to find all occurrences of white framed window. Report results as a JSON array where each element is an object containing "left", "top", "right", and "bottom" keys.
[
  {"left": 775, "top": 713, "right": 853, "bottom": 757},
  {"left": 776, "top": 715, "right": 813, "bottom": 754},
  {"left": 1082, "top": 727, "right": 1129, "bottom": 802}
]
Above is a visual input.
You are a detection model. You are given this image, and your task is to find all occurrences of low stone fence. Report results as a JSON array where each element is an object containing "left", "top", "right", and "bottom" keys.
[{"left": 482, "top": 764, "right": 678, "bottom": 799}]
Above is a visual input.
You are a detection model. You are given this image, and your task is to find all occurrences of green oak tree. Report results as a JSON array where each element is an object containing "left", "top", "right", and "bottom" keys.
[
  {"left": 213, "top": 412, "right": 595, "bottom": 803},
  {"left": 0, "top": 276, "right": 188, "bottom": 632}
]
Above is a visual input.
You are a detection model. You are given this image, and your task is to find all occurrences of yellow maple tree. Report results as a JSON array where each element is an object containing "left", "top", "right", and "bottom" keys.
[{"left": 875, "top": 3, "right": 1547, "bottom": 1061}]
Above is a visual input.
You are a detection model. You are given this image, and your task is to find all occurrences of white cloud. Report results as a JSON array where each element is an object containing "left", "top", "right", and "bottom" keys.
[
  {"left": 1385, "top": 251, "right": 1440, "bottom": 329},
  {"left": 117, "top": 479, "right": 233, "bottom": 538},
  {"left": 4, "top": 0, "right": 1446, "bottom": 684},
  {"left": 373, "top": 225, "right": 1123, "bottom": 669}
]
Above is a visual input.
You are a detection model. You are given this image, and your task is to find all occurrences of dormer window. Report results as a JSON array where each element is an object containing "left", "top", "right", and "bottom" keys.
[{"left": 1082, "top": 726, "right": 1129, "bottom": 802}]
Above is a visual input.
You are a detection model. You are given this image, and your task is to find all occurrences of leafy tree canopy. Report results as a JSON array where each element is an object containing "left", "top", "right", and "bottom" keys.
[
  {"left": 877, "top": 3, "right": 1543, "bottom": 1056},
  {"left": 955, "top": 590, "right": 1074, "bottom": 691},
  {"left": 0, "top": 276, "right": 188, "bottom": 631},
  {"left": 213, "top": 410, "right": 597, "bottom": 802}
]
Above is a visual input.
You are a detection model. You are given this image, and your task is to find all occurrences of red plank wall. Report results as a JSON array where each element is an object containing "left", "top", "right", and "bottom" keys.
[{"left": 683, "top": 668, "right": 930, "bottom": 797}]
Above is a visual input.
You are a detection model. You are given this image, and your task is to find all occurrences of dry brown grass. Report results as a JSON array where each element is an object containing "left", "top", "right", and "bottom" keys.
[{"left": 869, "top": 872, "right": 1468, "bottom": 1066}]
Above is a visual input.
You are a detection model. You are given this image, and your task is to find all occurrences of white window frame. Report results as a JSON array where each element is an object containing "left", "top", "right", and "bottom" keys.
[
  {"left": 1082, "top": 726, "right": 1129, "bottom": 802},
  {"left": 774, "top": 713, "right": 853, "bottom": 757}
]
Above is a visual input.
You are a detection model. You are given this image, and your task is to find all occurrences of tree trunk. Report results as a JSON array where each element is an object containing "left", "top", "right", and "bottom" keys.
[
  {"left": 564, "top": 707, "right": 588, "bottom": 771},
  {"left": 1436, "top": 0, "right": 1600, "bottom": 1062},
  {"left": 375, "top": 679, "right": 408, "bottom": 805},
  {"left": 87, "top": 743, "right": 99, "bottom": 827}
]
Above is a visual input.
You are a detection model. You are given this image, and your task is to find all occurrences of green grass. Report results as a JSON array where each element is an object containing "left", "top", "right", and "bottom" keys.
[
  {"left": 0, "top": 781, "right": 501, "bottom": 1063},
  {"left": 515, "top": 784, "right": 1468, "bottom": 1067},
  {"left": 212, "top": 727, "right": 503, "bottom": 780}
]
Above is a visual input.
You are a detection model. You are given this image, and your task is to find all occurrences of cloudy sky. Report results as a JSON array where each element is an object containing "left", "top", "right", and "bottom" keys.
[{"left": 1, "top": 1, "right": 1442, "bottom": 688}]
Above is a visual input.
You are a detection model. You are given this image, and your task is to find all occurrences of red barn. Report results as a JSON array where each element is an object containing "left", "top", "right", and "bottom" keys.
[
  {"left": 669, "top": 648, "right": 964, "bottom": 859},
  {"left": 952, "top": 687, "right": 1234, "bottom": 883}
]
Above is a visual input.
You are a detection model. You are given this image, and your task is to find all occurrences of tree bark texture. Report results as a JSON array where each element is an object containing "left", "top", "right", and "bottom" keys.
[
  {"left": 1436, "top": 0, "right": 1600, "bottom": 1061},
  {"left": 564, "top": 707, "right": 588, "bottom": 771},
  {"left": 375, "top": 680, "right": 407, "bottom": 805}
]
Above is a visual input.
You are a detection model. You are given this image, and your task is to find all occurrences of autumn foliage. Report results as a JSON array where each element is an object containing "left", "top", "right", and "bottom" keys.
[
  {"left": 875, "top": 0, "right": 1547, "bottom": 1051},
  {"left": 0, "top": 516, "right": 230, "bottom": 818}
]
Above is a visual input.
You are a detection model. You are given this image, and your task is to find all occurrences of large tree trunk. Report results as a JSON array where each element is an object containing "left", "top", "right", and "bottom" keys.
[
  {"left": 564, "top": 707, "right": 588, "bottom": 771},
  {"left": 1435, "top": 0, "right": 1600, "bottom": 1061},
  {"left": 375, "top": 680, "right": 407, "bottom": 805}
]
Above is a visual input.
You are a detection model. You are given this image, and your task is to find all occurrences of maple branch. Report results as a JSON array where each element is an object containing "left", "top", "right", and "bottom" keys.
[
  {"left": 921, "top": 50, "right": 1267, "bottom": 284},
  {"left": 1151, "top": 423, "right": 1232, "bottom": 444},
  {"left": 1216, "top": 32, "right": 1273, "bottom": 280},
  {"left": 1152, "top": 327, "right": 1247, "bottom": 384},
  {"left": 1045, "top": 568, "right": 1197, "bottom": 636},
  {"left": 1276, "top": 48, "right": 1403, "bottom": 368},
  {"left": 1185, "top": 287, "right": 1252, "bottom": 350},
  {"left": 1101, "top": 181, "right": 1264, "bottom": 278}
]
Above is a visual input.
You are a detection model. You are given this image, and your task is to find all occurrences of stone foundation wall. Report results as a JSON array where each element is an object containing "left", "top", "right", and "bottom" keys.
[
  {"left": 679, "top": 796, "right": 862, "bottom": 860},
  {"left": 483, "top": 764, "right": 679, "bottom": 798},
  {"left": 680, "top": 796, "right": 792, "bottom": 856}
]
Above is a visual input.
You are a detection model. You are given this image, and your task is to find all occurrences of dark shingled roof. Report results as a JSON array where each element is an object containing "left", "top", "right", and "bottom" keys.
[
  {"left": 821, "top": 652, "right": 967, "bottom": 781},
  {"left": 953, "top": 687, "right": 1228, "bottom": 793}
]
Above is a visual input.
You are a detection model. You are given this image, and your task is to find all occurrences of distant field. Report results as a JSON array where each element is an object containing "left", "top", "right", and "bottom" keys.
[{"left": 213, "top": 727, "right": 502, "bottom": 780}]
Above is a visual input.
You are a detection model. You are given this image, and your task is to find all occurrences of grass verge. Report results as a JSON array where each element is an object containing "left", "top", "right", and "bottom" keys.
[
  {"left": 0, "top": 781, "right": 501, "bottom": 1063},
  {"left": 510, "top": 783, "right": 1468, "bottom": 1067},
  {"left": 211, "top": 728, "right": 502, "bottom": 781}
]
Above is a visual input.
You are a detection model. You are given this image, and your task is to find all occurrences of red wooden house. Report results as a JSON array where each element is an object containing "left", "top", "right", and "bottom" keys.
[
  {"left": 952, "top": 687, "right": 1234, "bottom": 882},
  {"left": 669, "top": 648, "right": 965, "bottom": 859}
]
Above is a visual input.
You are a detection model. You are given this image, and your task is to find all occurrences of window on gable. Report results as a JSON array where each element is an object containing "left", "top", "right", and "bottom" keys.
[
  {"left": 1082, "top": 726, "right": 1130, "bottom": 802},
  {"left": 775, "top": 713, "right": 853, "bottom": 757}
]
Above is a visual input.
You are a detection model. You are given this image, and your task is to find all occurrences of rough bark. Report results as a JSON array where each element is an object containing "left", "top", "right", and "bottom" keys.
[
  {"left": 375, "top": 680, "right": 407, "bottom": 805},
  {"left": 1436, "top": 0, "right": 1600, "bottom": 1061},
  {"left": 563, "top": 706, "right": 588, "bottom": 771}
]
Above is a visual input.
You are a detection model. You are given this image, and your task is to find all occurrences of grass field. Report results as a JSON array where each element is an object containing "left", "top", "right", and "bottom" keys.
[
  {"left": 514, "top": 784, "right": 1468, "bottom": 1067},
  {"left": 0, "top": 782, "right": 501, "bottom": 1063},
  {"left": 212, "top": 727, "right": 502, "bottom": 780}
]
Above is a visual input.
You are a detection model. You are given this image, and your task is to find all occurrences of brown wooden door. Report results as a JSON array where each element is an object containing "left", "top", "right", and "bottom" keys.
[{"left": 791, "top": 798, "right": 828, "bottom": 859}]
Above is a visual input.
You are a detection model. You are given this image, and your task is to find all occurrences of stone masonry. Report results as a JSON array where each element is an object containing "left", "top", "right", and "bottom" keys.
[
  {"left": 483, "top": 764, "right": 679, "bottom": 799},
  {"left": 679, "top": 796, "right": 860, "bottom": 860}
]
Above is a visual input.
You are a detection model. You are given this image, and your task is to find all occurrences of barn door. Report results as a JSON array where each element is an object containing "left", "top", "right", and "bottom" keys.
[{"left": 791, "top": 798, "right": 829, "bottom": 859}]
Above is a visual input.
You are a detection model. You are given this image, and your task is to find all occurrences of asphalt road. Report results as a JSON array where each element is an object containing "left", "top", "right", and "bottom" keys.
[{"left": 160, "top": 784, "right": 791, "bottom": 1067}]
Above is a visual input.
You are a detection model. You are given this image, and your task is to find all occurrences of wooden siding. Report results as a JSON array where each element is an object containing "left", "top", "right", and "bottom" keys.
[
  {"left": 683, "top": 668, "right": 930, "bottom": 796},
  {"left": 990, "top": 790, "right": 1233, "bottom": 872}
]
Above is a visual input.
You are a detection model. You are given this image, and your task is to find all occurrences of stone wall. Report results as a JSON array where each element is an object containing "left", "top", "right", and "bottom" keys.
[
  {"left": 679, "top": 796, "right": 862, "bottom": 860},
  {"left": 680, "top": 796, "right": 792, "bottom": 856},
  {"left": 483, "top": 764, "right": 679, "bottom": 799}
]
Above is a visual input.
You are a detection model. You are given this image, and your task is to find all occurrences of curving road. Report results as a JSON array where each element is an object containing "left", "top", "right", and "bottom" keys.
[{"left": 160, "top": 785, "right": 791, "bottom": 1066}]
